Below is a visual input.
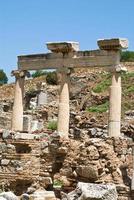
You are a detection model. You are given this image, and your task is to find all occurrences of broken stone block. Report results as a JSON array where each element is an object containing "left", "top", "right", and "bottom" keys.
[
  {"left": 27, "top": 187, "right": 36, "bottom": 194},
  {"left": 7, "top": 144, "right": 15, "bottom": 154},
  {"left": 37, "top": 91, "right": 47, "bottom": 107},
  {"left": 0, "top": 143, "right": 7, "bottom": 153},
  {"left": 46, "top": 41, "right": 79, "bottom": 53},
  {"left": 1, "top": 159, "right": 10, "bottom": 166},
  {"left": 30, "top": 189, "right": 56, "bottom": 200},
  {"left": 62, "top": 182, "right": 118, "bottom": 200},
  {"left": 40, "top": 177, "right": 52, "bottom": 188},
  {"left": 2, "top": 130, "right": 11, "bottom": 139},
  {"left": 58, "top": 147, "right": 68, "bottom": 154},
  {"left": 23, "top": 115, "right": 32, "bottom": 132},
  {"left": 76, "top": 165, "right": 98, "bottom": 181},
  {"left": 37, "top": 121, "right": 44, "bottom": 131},
  {"left": 86, "top": 145, "right": 99, "bottom": 160},
  {"left": 78, "top": 182, "right": 118, "bottom": 200},
  {"left": 14, "top": 132, "right": 39, "bottom": 140},
  {"left": 0, "top": 191, "right": 18, "bottom": 200},
  {"left": 21, "top": 193, "right": 29, "bottom": 200},
  {"left": 30, "top": 120, "right": 39, "bottom": 132}
]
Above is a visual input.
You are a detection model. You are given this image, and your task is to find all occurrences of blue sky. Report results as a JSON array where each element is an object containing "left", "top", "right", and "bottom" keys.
[{"left": 0, "top": 0, "right": 134, "bottom": 82}]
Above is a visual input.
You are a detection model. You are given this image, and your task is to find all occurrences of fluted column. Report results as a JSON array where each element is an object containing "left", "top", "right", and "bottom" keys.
[
  {"left": 11, "top": 70, "right": 26, "bottom": 131},
  {"left": 98, "top": 38, "right": 128, "bottom": 137}
]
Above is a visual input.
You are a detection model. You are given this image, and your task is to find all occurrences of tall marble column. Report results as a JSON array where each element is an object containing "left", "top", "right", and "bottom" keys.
[
  {"left": 98, "top": 38, "right": 128, "bottom": 137},
  {"left": 57, "top": 69, "right": 70, "bottom": 138},
  {"left": 11, "top": 70, "right": 26, "bottom": 131},
  {"left": 46, "top": 41, "right": 79, "bottom": 138},
  {"left": 109, "top": 71, "right": 121, "bottom": 137}
]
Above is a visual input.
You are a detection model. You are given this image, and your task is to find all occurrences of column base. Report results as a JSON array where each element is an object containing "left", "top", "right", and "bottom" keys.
[{"left": 109, "top": 121, "right": 120, "bottom": 137}]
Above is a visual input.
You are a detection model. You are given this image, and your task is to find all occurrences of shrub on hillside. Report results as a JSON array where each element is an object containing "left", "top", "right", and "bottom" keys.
[
  {"left": 87, "top": 101, "right": 109, "bottom": 113},
  {"left": 0, "top": 69, "right": 8, "bottom": 85},
  {"left": 46, "top": 71, "right": 58, "bottom": 85},
  {"left": 121, "top": 51, "right": 134, "bottom": 62},
  {"left": 47, "top": 120, "right": 57, "bottom": 130}
]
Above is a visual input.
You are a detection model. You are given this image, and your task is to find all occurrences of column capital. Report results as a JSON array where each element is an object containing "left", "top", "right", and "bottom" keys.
[
  {"left": 97, "top": 38, "right": 128, "bottom": 50},
  {"left": 46, "top": 41, "right": 79, "bottom": 53},
  {"left": 11, "top": 70, "right": 30, "bottom": 78}
]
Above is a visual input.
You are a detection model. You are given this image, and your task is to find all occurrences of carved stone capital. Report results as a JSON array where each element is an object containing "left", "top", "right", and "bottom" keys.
[
  {"left": 98, "top": 38, "right": 128, "bottom": 50},
  {"left": 46, "top": 41, "right": 79, "bottom": 53},
  {"left": 11, "top": 70, "right": 30, "bottom": 78}
]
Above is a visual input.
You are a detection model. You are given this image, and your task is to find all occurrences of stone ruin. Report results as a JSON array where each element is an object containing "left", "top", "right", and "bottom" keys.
[{"left": 0, "top": 38, "right": 134, "bottom": 200}]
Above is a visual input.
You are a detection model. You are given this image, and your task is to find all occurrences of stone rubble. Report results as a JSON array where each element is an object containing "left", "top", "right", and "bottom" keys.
[
  {"left": 61, "top": 182, "right": 118, "bottom": 200},
  {"left": 0, "top": 67, "right": 133, "bottom": 199}
]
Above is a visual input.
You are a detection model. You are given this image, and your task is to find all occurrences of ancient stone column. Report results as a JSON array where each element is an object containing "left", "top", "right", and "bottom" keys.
[
  {"left": 98, "top": 38, "right": 128, "bottom": 137},
  {"left": 57, "top": 69, "right": 70, "bottom": 138},
  {"left": 11, "top": 70, "right": 26, "bottom": 131},
  {"left": 47, "top": 41, "right": 79, "bottom": 138},
  {"left": 109, "top": 71, "right": 121, "bottom": 137}
]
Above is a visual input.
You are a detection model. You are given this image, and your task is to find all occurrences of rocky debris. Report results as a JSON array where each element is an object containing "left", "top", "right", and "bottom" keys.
[
  {"left": 0, "top": 130, "right": 40, "bottom": 140},
  {"left": 116, "top": 184, "right": 130, "bottom": 200},
  {"left": 0, "top": 113, "right": 11, "bottom": 130},
  {"left": 0, "top": 70, "right": 133, "bottom": 199},
  {"left": 21, "top": 193, "right": 29, "bottom": 200},
  {"left": 0, "top": 192, "right": 18, "bottom": 200},
  {"left": 121, "top": 123, "right": 134, "bottom": 139},
  {"left": 55, "top": 137, "right": 132, "bottom": 188},
  {"left": 61, "top": 182, "right": 118, "bottom": 200},
  {"left": 30, "top": 189, "right": 56, "bottom": 200},
  {"left": 0, "top": 132, "right": 132, "bottom": 199},
  {"left": 75, "top": 165, "right": 98, "bottom": 181}
]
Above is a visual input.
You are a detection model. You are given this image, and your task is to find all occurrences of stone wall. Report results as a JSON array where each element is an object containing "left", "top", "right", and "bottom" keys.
[
  {"left": 0, "top": 132, "right": 40, "bottom": 195},
  {"left": 39, "top": 133, "right": 133, "bottom": 199},
  {"left": 0, "top": 130, "right": 133, "bottom": 199}
]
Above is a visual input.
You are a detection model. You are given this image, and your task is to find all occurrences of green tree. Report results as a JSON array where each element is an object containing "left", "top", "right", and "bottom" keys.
[
  {"left": 0, "top": 70, "right": 8, "bottom": 85},
  {"left": 32, "top": 70, "right": 46, "bottom": 78},
  {"left": 121, "top": 51, "right": 134, "bottom": 62}
]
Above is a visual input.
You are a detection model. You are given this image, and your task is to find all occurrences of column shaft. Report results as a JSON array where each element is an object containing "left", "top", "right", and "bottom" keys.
[
  {"left": 109, "top": 72, "right": 121, "bottom": 137},
  {"left": 11, "top": 76, "right": 24, "bottom": 131},
  {"left": 57, "top": 71, "right": 69, "bottom": 138}
]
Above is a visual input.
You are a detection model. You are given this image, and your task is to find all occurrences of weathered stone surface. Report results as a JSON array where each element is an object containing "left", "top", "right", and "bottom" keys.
[
  {"left": 62, "top": 182, "right": 118, "bottom": 200},
  {"left": 46, "top": 41, "right": 79, "bottom": 53},
  {"left": 37, "top": 91, "right": 47, "bottom": 106},
  {"left": 0, "top": 192, "right": 18, "bottom": 200},
  {"left": 30, "top": 120, "right": 39, "bottom": 132},
  {"left": 2, "top": 129, "right": 11, "bottom": 139},
  {"left": 1, "top": 159, "right": 10, "bottom": 166},
  {"left": 23, "top": 115, "right": 32, "bottom": 132},
  {"left": 86, "top": 145, "right": 99, "bottom": 160},
  {"left": 21, "top": 193, "right": 29, "bottom": 200},
  {"left": 78, "top": 182, "right": 118, "bottom": 200},
  {"left": 98, "top": 38, "right": 128, "bottom": 50},
  {"left": 40, "top": 177, "right": 52, "bottom": 188},
  {"left": 30, "top": 189, "right": 56, "bottom": 200},
  {"left": 14, "top": 132, "right": 40, "bottom": 140},
  {"left": 76, "top": 165, "right": 98, "bottom": 181}
]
